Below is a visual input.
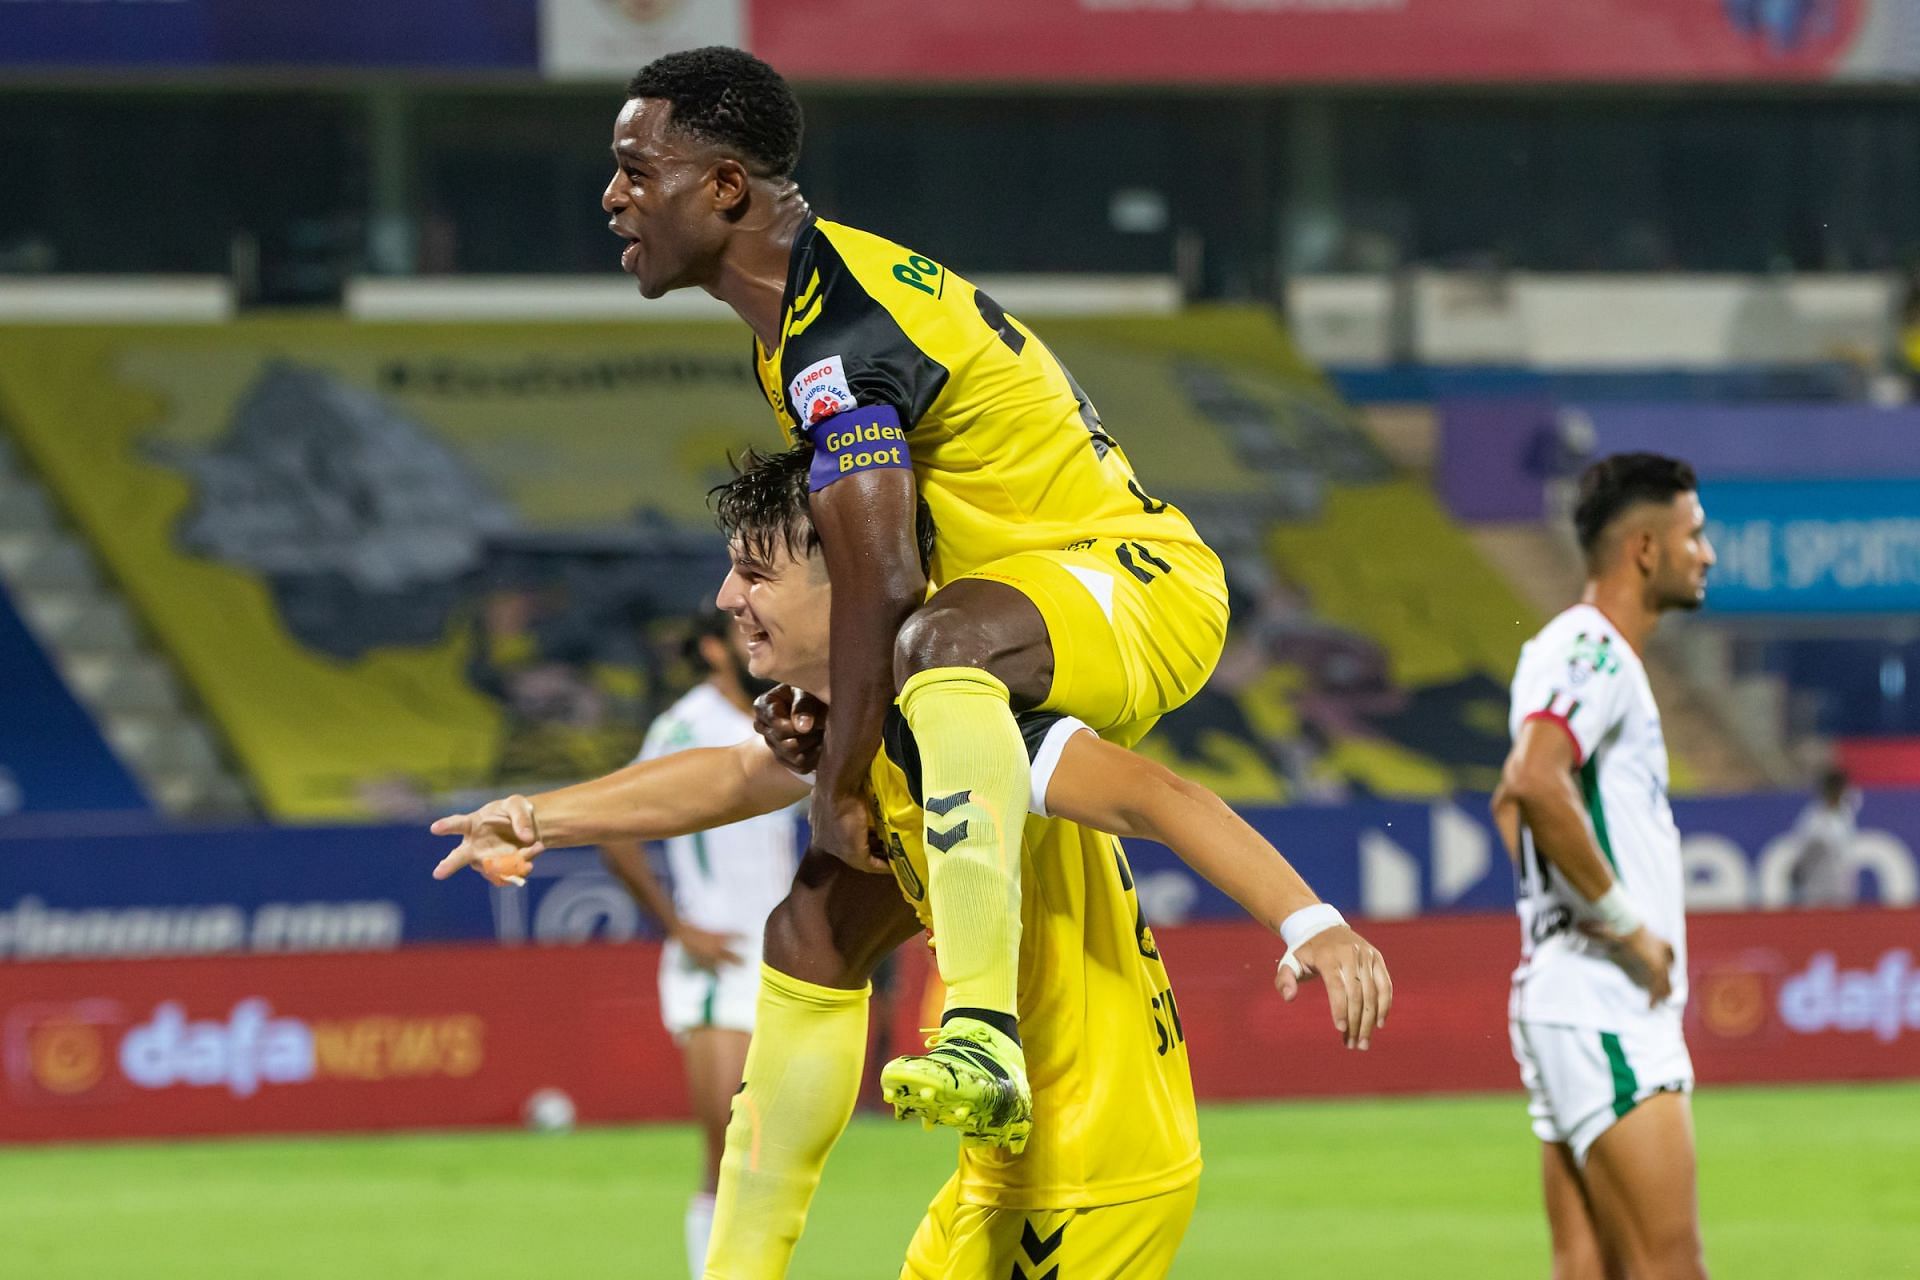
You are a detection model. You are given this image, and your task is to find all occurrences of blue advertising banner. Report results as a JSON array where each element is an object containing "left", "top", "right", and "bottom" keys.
[
  {"left": 0, "top": 0, "right": 537, "bottom": 70},
  {"left": 0, "top": 585, "right": 147, "bottom": 815},
  {"left": 1702, "top": 480, "right": 1920, "bottom": 614},
  {"left": 6, "top": 789, "right": 1916, "bottom": 960},
  {"left": 0, "top": 820, "right": 494, "bottom": 960}
]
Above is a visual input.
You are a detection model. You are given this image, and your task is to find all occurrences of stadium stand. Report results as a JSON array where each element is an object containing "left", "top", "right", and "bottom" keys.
[{"left": 5, "top": 305, "right": 1692, "bottom": 817}]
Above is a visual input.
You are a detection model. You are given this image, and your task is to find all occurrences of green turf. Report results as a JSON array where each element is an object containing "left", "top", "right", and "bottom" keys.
[{"left": 2, "top": 1084, "right": 1914, "bottom": 1277}]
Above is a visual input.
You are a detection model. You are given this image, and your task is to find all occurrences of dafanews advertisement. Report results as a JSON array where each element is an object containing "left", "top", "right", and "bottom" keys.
[
  {"left": 8, "top": 912, "right": 1917, "bottom": 1141},
  {"left": 0, "top": 943, "right": 682, "bottom": 1142}
]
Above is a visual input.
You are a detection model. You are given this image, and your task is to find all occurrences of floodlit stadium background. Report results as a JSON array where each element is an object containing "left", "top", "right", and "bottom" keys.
[{"left": 3, "top": 3, "right": 1919, "bottom": 1277}]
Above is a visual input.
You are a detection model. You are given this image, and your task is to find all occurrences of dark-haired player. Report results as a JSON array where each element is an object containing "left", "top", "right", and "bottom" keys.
[
  {"left": 601, "top": 43, "right": 1230, "bottom": 1164},
  {"left": 1492, "top": 453, "right": 1715, "bottom": 1280}
]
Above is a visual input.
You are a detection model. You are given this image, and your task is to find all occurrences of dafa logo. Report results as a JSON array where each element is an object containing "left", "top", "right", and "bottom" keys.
[
  {"left": 118, "top": 1000, "right": 485, "bottom": 1097},
  {"left": 1779, "top": 951, "right": 1920, "bottom": 1045}
]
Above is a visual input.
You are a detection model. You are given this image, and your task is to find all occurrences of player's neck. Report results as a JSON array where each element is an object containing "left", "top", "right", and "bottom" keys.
[
  {"left": 1579, "top": 578, "right": 1658, "bottom": 654},
  {"left": 706, "top": 190, "right": 813, "bottom": 353}
]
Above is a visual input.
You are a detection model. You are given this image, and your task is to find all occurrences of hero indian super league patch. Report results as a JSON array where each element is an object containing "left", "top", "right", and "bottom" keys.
[
  {"left": 809, "top": 405, "right": 909, "bottom": 492},
  {"left": 788, "top": 354, "right": 857, "bottom": 426}
]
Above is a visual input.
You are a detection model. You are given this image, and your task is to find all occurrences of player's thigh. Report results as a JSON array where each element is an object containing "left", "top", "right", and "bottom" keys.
[
  {"left": 764, "top": 852, "right": 924, "bottom": 989},
  {"left": 901, "top": 1181, "right": 1197, "bottom": 1280},
  {"left": 1539, "top": 1142, "right": 1625, "bottom": 1280},
  {"left": 1513, "top": 1018, "right": 1694, "bottom": 1166},
  {"left": 955, "top": 539, "right": 1228, "bottom": 733},
  {"left": 1581, "top": 1092, "right": 1706, "bottom": 1279}
]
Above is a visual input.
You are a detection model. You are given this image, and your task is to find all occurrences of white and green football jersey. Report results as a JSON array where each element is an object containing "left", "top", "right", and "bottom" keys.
[
  {"left": 638, "top": 683, "right": 798, "bottom": 939},
  {"left": 1507, "top": 604, "right": 1687, "bottom": 1028}
]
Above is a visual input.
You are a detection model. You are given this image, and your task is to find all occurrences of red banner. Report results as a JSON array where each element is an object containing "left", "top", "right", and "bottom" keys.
[
  {"left": 5, "top": 910, "right": 1916, "bottom": 1143},
  {"left": 0, "top": 944, "right": 683, "bottom": 1143},
  {"left": 1160, "top": 910, "right": 1920, "bottom": 1098},
  {"left": 750, "top": 0, "right": 1879, "bottom": 85}
]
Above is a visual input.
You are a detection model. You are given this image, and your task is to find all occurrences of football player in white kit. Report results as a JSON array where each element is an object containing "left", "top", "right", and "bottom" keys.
[
  {"left": 599, "top": 612, "right": 799, "bottom": 1279},
  {"left": 1492, "top": 454, "right": 1715, "bottom": 1280}
]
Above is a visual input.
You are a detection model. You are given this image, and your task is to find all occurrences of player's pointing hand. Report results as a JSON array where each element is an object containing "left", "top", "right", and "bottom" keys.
[
  {"left": 1276, "top": 925, "right": 1393, "bottom": 1051},
  {"left": 430, "top": 795, "right": 545, "bottom": 887}
]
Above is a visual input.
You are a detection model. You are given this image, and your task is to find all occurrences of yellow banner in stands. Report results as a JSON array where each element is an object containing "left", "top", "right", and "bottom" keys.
[{"left": 0, "top": 311, "right": 1309, "bottom": 818}]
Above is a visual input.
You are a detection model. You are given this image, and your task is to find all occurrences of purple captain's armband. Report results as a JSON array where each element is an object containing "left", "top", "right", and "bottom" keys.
[{"left": 807, "top": 404, "right": 911, "bottom": 492}]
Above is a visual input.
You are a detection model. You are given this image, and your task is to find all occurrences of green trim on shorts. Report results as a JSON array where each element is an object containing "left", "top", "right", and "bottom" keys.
[
  {"left": 1600, "top": 1031, "right": 1638, "bottom": 1120},
  {"left": 699, "top": 973, "right": 719, "bottom": 1028}
]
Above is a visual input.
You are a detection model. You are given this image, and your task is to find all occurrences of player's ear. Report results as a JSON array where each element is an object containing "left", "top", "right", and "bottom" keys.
[
  {"left": 1634, "top": 524, "right": 1662, "bottom": 575},
  {"left": 710, "top": 156, "right": 751, "bottom": 214}
]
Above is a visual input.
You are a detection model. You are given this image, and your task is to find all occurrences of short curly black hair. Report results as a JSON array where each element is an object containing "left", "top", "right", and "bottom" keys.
[
  {"left": 710, "top": 445, "right": 934, "bottom": 573},
  {"left": 1572, "top": 452, "right": 1698, "bottom": 558},
  {"left": 627, "top": 46, "right": 802, "bottom": 179}
]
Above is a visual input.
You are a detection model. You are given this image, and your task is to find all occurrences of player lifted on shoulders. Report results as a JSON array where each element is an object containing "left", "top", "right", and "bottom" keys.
[
  {"left": 600, "top": 46, "right": 1230, "bottom": 1153},
  {"left": 1493, "top": 453, "right": 1714, "bottom": 1280},
  {"left": 433, "top": 446, "right": 1389, "bottom": 1279}
]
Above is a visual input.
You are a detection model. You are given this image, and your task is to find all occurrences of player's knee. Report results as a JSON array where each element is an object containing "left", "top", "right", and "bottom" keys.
[
  {"left": 762, "top": 893, "right": 857, "bottom": 989},
  {"left": 1549, "top": 1239, "right": 1617, "bottom": 1280},
  {"left": 892, "top": 603, "right": 995, "bottom": 686},
  {"left": 1639, "top": 1228, "right": 1707, "bottom": 1280},
  {"left": 1546, "top": 1215, "right": 1618, "bottom": 1280},
  {"left": 764, "top": 890, "right": 848, "bottom": 990}
]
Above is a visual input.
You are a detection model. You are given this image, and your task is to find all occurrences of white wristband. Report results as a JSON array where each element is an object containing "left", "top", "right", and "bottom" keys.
[
  {"left": 1591, "top": 883, "right": 1641, "bottom": 936},
  {"left": 1279, "top": 903, "right": 1345, "bottom": 951}
]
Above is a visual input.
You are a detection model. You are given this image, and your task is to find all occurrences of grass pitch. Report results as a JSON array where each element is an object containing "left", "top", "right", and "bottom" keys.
[{"left": 2, "top": 1083, "right": 1913, "bottom": 1278}]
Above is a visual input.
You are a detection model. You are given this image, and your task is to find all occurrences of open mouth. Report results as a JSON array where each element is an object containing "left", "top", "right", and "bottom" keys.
[{"left": 619, "top": 237, "right": 641, "bottom": 273}]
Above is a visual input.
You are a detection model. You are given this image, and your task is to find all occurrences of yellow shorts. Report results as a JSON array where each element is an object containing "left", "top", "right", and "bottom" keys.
[
  {"left": 960, "top": 537, "right": 1228, "bottom": 748},
  {"left": 901, "top": 1174, "right": 1199, "bottom": 1280}
]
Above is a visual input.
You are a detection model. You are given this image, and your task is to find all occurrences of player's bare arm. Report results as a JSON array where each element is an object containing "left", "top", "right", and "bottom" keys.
[
  {"left": 1044, "top": 731, "right": 1393, "bottom": 1051},
  {"left": 805, "top": 464, "right": 927, "bottom": 872},
  {"left": 599, "top": 840, "right": 744, "bottom": 972},
  {"left": 430, "top": 736, "right": 808, "bottom": 884},
  {"left": 1493, "top": 718, "right": 1674, "bottom": 1003}
]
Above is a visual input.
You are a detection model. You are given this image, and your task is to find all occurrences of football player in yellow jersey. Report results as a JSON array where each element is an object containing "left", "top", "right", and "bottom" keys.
[
  {"left": 431, "top": 447, "right": 1392, "bottom": 1280},
  {"left": 602, "top": 45, "right": 1232, "bottom": 1152}
]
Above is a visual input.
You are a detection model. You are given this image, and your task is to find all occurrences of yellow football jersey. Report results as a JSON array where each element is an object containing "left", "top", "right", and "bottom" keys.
[
  {"left": 753, "top": 217, "right": 1208, "bottom": 588},
  {"left": 871, "top": 708, "right": 1203, "bottom": 1211}
]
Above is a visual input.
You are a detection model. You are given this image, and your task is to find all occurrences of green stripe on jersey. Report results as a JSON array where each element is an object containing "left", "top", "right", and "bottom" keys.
[
  {"left": 691, "top": 828, "right": 710, "bottom": 878},
  {"left": 1580, "top": 758, "right": 1619, "bottom": 877},
  {"left": 1600, "top": 1031, "right": 1639, "bottom": 1119}
]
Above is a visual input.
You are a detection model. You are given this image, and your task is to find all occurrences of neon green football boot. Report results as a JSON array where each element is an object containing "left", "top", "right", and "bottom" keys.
[{"left": 880, "top": 1016, "right": 1032, "bottom": 1153}]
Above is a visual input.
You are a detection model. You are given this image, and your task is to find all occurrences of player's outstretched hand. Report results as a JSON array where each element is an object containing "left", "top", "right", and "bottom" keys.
[
  {"left": 1276, "top": 925, "right": 1392, "bottom": 1051},
  {"left": 674, "top": 924, "right": 746, "bottom": 972},
  {"left": 429, "top": 795, "right": 545, "bottom": 887},
  {"left": 754, "top": 684, "right": 826, "bottom": 775}
]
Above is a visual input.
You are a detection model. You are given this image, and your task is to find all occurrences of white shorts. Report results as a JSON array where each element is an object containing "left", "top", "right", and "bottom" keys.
[
  {"left": 659, "top": 939, "right": 760, "bottom": 1038},
  {"left": 1510, "top": 1015, "right": 1694, "bottom": 1166}
]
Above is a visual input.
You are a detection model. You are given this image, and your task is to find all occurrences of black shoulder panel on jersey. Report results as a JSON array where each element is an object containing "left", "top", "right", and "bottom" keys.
[
  {"left": 881, "top": 706, "right": 1064, "bottom": 810},
  {"left": 880, "top": 707, "right": 924, "bottom": 806},
  {"left": 779, "top": 225, "right": 949, "bottom": 431}
]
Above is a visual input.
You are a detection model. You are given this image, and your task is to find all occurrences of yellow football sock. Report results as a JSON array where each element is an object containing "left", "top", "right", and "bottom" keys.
[
  {"left": 898, "top": 666, "right": 1027, "bottom": 1021},
  {"left": 704, "top": 966, "right": 868, "bottom": 1280}
]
